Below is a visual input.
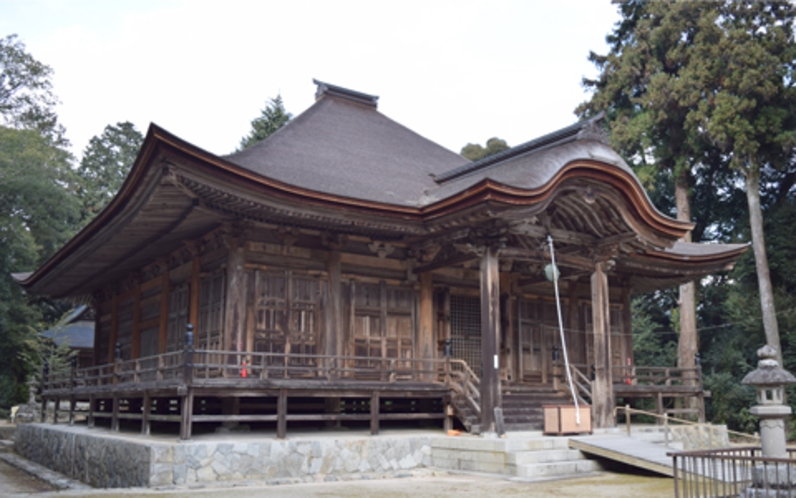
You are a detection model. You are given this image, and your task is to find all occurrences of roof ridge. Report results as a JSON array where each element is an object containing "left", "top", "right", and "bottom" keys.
[
  {"left": 434, "top": 112, "right": 607, "bottom": 184},
  {"left": 313, "top": 79, "right": 379, "bottom": 108}
]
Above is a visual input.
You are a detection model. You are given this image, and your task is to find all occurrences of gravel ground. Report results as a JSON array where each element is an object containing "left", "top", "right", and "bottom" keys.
[{"left": 5, "top": 471, "right": 674, "bottom": 497}]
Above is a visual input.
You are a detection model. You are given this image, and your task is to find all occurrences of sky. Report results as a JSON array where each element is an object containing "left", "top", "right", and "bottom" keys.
[{"left": 1, "top": 0, "right": 620, "bottom": 160}]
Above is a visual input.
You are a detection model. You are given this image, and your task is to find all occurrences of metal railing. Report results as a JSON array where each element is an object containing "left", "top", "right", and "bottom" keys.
[{"left": 669, "top": 447, "right": 796, "bottom": 498}]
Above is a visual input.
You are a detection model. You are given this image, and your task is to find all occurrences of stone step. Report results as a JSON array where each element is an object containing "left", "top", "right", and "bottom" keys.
[
  {"left": 514, "top": 458, "right": 604, "bottom": 479},
  {"left": 432, "top": 435, "right": 570, "bottom": 453},
  {"left": 508, "top": 448, "right": 586, "bottom": 465}
]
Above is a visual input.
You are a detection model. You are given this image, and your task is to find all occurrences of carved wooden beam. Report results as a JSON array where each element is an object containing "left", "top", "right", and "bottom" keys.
[
  {"left": 509, "top": 221, "right": 597, "bottom": 246},
  {"left": 500, "top": 247, "right": 595, "bottom": 272}
]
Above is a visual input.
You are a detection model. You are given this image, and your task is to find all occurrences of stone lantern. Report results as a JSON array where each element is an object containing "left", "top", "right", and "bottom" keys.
[{"left": 742, "top": 345, "right": 796, "bottom": 458}]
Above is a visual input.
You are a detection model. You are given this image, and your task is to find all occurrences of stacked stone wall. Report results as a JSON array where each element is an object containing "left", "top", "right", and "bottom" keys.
[{"left": 15, "top": 424, "right": 433, "bottom": 488}]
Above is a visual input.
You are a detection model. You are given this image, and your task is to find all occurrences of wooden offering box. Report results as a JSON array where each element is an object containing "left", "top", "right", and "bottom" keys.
[{"left": 543, "top": 405, "right": 592, "bottom": 435}]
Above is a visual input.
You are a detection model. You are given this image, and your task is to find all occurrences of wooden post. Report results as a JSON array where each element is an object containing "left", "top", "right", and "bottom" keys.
[
  {"left": 277, "top": 389, "right": 287, "bottom": 439},
  {"left": 224, "top": 236, "right": 246, "bottom": 355},
  {"left": 108, "top": 295, "right": 119, "bottom": 364},
  {"left": 590, "top": 261, "right": 615, "bottom": 428},
  {"left": 142, "top": 392, "right": 151, "bottom": 436},
  {"left": 479, "top": 246, "right": 501, "bottom": 434},
  {"left": 88, "top": 394, "right": 95, "bottom": 428},
  {"left": 132, "top": 283, "right": 141, "bottom": 359},
  {"left": 327, "top": 251, "right": 342, "bottom": 360},
  {"left": 180, "top": 325, "right": 195, "bottom": 440},
  {"left": 158, "top": 268, "right": 170, "bottom": 354},
  {"left": 69, "top": 356, "right": 77, "bottom": 426},
  {"left": 370, "top": 391, "right": 380, "bottom": 435},
  {"left": 180, "top": 390, "right": 194, "bottom": 440},
  {"left": 189, "top": 252, "right": 200, "bottom": 329},
  {"left": 418, "top": 272, "right": 434, "bottom": 381},
  {"left": 53, "top": 397, "right": 60, "bottom": 424}
]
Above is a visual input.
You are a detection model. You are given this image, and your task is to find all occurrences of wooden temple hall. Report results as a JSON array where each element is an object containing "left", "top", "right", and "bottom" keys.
[{"left": 16, "top": 80, "right": 747, "bottom": 439}]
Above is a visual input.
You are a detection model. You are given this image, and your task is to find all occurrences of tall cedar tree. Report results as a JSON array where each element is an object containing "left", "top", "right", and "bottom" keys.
[
  {"left": 577, "top": 1, "right": 713, "bottom": 373},
  {"left": 689, "top": 1, "right": 796, "bottom": 362},
  {"left": 75, "top": 121, "right": 144, "bottom": 226},
  {"left": 238, "top": 95, "right": 292, "bottom": 150}
]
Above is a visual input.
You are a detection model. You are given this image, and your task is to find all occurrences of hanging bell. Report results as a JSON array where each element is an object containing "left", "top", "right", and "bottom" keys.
[{"left": 544, "top": 263, "right": 560, "bottom": 282}]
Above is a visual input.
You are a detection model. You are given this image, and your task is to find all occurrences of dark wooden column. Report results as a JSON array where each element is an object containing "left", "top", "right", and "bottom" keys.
[
  {"left": 158, "top": 268, "right": 170, "bottom": 354},
  {"left": 189, "top": 252, "right": 200, "bottom": 332},
  {"left": 591, "top": 260, "right": 615, "bottom": 428},
  {"left": 418, "top": 272, "right": 435, "bottom": 381},
  {"left": 326, "top": 251, "right": 342, "bottom": 359},
  {"left": 224, "top": 236, "right": 246, "bottom": 353},
  {"left": 479, "top": 246, "right": 501, "bottom": 433}
]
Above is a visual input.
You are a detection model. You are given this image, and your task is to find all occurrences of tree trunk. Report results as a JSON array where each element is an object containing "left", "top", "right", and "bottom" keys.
[
  {"left": 746, "top": 169, "right": 782, "bottom": 363},
  {"left": 675, "top": 173, "right": 698, "bottom": 372}
]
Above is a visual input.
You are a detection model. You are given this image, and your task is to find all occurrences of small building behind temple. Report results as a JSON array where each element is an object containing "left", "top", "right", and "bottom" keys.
[
  {"left": 39, "top": 305, "right": 95, "bottom": 369},
  {"left": 15, "top": 80, "right": 747, "bottom": 438}
]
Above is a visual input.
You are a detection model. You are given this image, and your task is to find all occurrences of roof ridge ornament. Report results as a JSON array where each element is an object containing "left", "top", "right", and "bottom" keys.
[
  {"left": 313, "top": 79, "right": 379, "bottom": 108},
  {"left": 576, "top": 113, "right": 609, "bottom": 145}
]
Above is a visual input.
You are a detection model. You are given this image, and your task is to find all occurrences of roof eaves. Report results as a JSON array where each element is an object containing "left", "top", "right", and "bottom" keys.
[{"left": 434, "top": 112, "right": 607, "bottom": 184}]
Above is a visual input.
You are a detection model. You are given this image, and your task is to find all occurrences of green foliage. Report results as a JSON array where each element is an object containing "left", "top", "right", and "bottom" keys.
[
  {"left": 238, "top": 95, "right": 292, "bottom": 150},
  {"left": 75, "top": 121, "right": 144, "bottom": 225},
  {"left": 631, "top": 297, "right": 677, "bottom": 367},
  {"left": 0, "top": 126, "right": 79, "bottom": 409},
  {"left": 460, "top": 138, "right": 510, "bottom": 161},
  {"left": 688, "top": 1, "right": 796, "bottom": 174},
  {"left": 18, "top": 309, "right": 77, "bottom": 382},
  {"left": 0, "top": 34, "right": 67, "bottom": 146}
]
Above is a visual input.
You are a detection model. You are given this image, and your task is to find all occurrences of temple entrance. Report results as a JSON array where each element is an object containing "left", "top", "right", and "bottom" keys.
[
  {"left": 518, "top": 299, "right": 559, "bottom": 384},
  {"left": 450, "top": 295, "right": 482, "bottom": 376}
]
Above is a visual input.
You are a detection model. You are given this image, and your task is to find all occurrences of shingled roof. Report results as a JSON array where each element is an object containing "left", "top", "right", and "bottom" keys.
[{"left": 225, "top": 80, "right": 469, "bottom": 207}]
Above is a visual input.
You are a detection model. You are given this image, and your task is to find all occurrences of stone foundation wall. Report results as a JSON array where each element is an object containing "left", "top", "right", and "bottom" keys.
[{"left": 15, "top": 424, "right": 433, "bottom": 488}]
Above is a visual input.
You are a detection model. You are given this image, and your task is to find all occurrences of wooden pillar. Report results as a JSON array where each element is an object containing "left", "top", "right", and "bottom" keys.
[
  {"left": 370, "top": 391, "right": 380, "bottom": 435},
  {"left": 418, "top": 272, "right": 434, "bottom": 381},
  {"left": 108, "top": 295, "right": 119, "bottom": 364},
  {"left": 591, "top": 261, "right": 615, "bottom": 428},
  {"left": 158, "top": 269, "right": 170, "bottom": 354},
  {"left": 88, "top": 394, "right": 95, "bottom": 428},
  {"left": 224, "top": 236, "right": 246, "bottom": 353},
  {"left": 179, "top": 390, "right": 194, "bottom": 440},
  {"left": 621, "top": 285, "right": 633, "bottom": 367},
  {"left": 142, "top": 392, "right": 151, "bottom": 436},
  {"left": 189, "top": 253, "right": 200, "bottom": 329},
  {"left": 326, "top": 251, "right": 342, "bottom": 359},
  {"left": 277, "top": 389, "right": 287, "bottom": 439},
  {"left": 479, "top": 246, "right": 501, "bottom": 433},
  {"left": 132, "top": 284, "right": 141, "bottom": 359},
  {"left": 111, "top": 396, "right": 120, "bottom": 432}
]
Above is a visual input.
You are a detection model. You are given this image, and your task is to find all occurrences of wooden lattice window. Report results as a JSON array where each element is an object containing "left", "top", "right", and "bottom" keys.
[
  {"left": 450, "top": 294, "right": 481, "bottom": 376},
  {"left": 251, "top": 270, "right": 321, "bottom": 366},
  {"left": 351, "top": 281, "right": 415, "bottom": 369},
  {"left": 198, "top": 270, "right": 225, "bottom": 352}
]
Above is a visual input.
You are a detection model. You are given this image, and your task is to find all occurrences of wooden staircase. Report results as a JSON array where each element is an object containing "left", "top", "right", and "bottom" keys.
[{"left": 451, "top": 384, "right": 572, "bottom": 433}]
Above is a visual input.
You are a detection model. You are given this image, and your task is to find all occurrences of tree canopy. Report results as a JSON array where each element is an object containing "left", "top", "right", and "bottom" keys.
[
  {"left": 238, "top": 95, "right": 292, "bottom": 150},
  {"left": 75, "top": 121, "right": 144, "bottom": 225},
  {"left": 0, "top": 34, "right": 67, "bottom": 146},
  {"left": 460, "top": 137, "right": 510, "bottom": 161}
]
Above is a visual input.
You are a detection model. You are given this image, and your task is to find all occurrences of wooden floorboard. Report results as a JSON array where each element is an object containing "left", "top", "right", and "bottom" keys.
[{"left": 569, "top": 434, "right": 674, "bottom": 477}]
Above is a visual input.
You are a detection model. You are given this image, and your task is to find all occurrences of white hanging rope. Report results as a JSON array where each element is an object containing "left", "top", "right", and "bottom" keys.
[{"left": 547, "top": 235, "right": 581, "bottom": 425}]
